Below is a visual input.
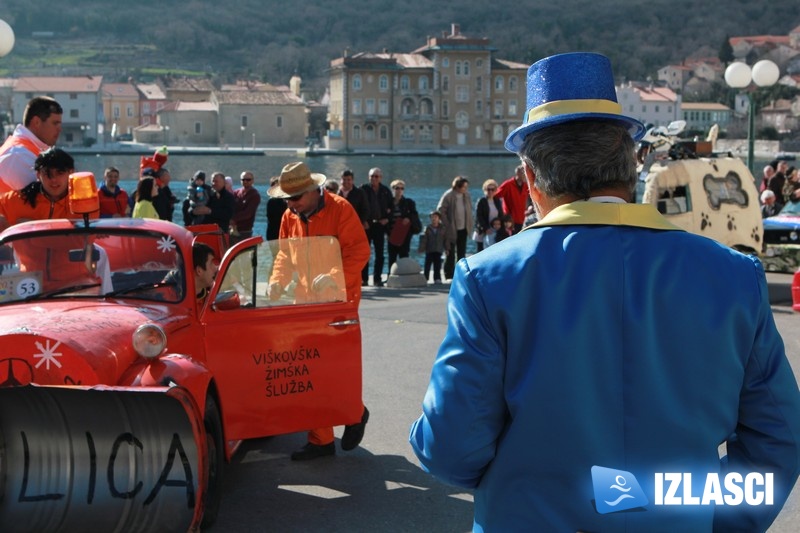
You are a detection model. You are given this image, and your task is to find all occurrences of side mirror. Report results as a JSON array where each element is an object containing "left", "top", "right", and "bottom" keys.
[{"left": 213, "top": 290, "right": 240, "bottom": 311}]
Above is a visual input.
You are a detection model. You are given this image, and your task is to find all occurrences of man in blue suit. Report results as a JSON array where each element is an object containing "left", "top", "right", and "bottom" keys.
[{"left": 410, "top": 52, "right": 800, "bottom": 532}]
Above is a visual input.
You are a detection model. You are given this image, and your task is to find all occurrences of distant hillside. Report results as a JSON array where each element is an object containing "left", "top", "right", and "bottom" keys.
[{"left": 1, "top": 0, "right": 798, "bottom": 96}]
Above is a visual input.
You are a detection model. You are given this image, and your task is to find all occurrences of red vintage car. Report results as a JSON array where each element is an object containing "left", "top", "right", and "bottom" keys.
[{"left": 0, "top": 217, "right": 363, "bottom": 531}]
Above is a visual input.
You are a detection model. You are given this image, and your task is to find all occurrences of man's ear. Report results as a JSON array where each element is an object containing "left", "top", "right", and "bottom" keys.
[{"left": 523, "top": 163, "right": 542, "bottom": 205}]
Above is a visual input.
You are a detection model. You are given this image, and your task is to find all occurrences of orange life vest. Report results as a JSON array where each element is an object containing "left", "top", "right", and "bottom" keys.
[{"left": 0, "top": 135, "right": 44, "bottom": 195}]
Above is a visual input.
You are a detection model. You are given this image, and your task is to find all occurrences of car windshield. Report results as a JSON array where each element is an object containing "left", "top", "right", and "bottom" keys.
[
  {"left": 0, "top": 230, "right": 185, "bottom": 304},
  {"left": 778, "top": 201, "right": 800, "bottom": 216}
]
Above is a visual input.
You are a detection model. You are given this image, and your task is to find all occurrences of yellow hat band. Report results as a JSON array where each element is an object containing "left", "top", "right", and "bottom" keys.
[{"left": 526, "top": 99, "right": 623, "bottom": 124}]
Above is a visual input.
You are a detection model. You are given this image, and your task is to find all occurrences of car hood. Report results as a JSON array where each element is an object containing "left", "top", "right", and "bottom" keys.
[
  {"left": 0, "top": 302, "right": 188, "bottom": 387},
  {"left": 764, "top": 214, "right": 800, "bottom": 231}
]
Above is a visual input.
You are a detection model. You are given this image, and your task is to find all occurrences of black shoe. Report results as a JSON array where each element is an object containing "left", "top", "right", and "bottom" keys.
[
  {"left": 374, "top": 281, "right": 385, "bottom": 287},
  {"left": 341, "top": 407, "right": 370, "bottom": 451},
  {"left": 291, "top": 442, "right": 335, "bottom": 461}
]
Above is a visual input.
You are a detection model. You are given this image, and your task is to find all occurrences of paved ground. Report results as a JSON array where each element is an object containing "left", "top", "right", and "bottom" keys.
[{"left": 213, "top": 274, "right": 799, "bottom": 532}]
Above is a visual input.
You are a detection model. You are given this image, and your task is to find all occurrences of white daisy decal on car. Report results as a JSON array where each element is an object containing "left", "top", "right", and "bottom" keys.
[
  {"left": 33, "top": 339, "right": 62, "bottom": 370},
  {"left": 157, "top": 236, "right": 177, "bottom": 253}
]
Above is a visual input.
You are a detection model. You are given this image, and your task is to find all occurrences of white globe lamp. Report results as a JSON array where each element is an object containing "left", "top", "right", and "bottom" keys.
[{"left": 0, "top": 19, "right": 14, "bottom": 58}]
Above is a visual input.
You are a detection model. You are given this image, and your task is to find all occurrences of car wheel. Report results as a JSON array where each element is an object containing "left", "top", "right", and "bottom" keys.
[{"left": 201, "top": 395, "right": 224, "bottom": 528}]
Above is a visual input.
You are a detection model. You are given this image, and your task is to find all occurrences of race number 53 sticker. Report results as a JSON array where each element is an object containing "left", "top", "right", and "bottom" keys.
[{"left": 15, "top": 277, "right": 40, "bottom": 298}]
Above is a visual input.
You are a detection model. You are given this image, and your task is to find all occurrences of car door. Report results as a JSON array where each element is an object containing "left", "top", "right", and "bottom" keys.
[{"left": 202, "top": 237, "right": 363, "bottom": 441}]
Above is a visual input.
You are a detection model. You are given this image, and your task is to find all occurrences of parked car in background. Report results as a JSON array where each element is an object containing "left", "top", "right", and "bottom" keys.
[{"left": 762, "top": 201, "right": 800, "bottom": 273}]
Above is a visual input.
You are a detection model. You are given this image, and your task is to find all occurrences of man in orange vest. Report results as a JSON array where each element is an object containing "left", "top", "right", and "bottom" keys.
[{"left": 0, "top": 96, "right": 63, "bottom": 194}]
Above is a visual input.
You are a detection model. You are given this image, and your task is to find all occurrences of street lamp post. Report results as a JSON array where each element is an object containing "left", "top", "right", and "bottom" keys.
[
  {"left": 240, "top": 125, "right": 245, "bottom": 150},
  {"left": 724, "top": 59, "right": 779, "bottom": 174}
]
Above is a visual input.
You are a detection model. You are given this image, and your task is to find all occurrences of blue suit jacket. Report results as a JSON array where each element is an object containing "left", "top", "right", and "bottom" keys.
[{"left": 410, "top": 201, "right": 800, "bottom": 532}]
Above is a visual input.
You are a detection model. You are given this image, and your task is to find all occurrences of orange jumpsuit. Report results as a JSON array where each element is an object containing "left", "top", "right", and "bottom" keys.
[{"left": 271, "top": 190, "right": 370, "bottom": 445}]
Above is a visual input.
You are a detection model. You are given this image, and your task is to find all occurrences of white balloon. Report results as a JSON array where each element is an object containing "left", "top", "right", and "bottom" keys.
[
  {"left": 752, "top": 60, "right": 779, "bottom": 87},
  {"left": 0, "top": 19, "right": 14, "bottom": 58},
  {"left": 724, "top": 62, "right": 751, "bottom": 89}
]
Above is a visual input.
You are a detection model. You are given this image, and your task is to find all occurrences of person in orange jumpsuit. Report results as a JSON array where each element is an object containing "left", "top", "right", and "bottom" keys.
[
  {"left": 268, "top": 161, "right": 371, "bottom": 461},
  {"left": 0, "top": 147, "right": 99, "bottom": 228}
]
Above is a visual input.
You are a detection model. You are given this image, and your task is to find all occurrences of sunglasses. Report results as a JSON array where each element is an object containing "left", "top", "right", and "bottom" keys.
[
  {"left": 370, "top": 174, "right": 381, "bottom": 178},
  {"left": 393, "top": 186, "right": 404, "bottom": 190},
  {"left": 287, "top": 191, "right": 305, "bottom": 202},
  {"left": 486, "top": 187, "right": 497, "bottom": 191},
  {"left": 241, "top": 178, "right": 253, "bottom": 182}
]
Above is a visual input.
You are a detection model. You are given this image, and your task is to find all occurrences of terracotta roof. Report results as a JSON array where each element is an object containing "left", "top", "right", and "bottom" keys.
[
  {"left": 215, "top": 89, "right": 304, "bottom": 105},
  {"left": 626, "top": 84, "right": 678, "bottom": 102},
  {"left": 162, "top": 77, "right": 215, "bottom": 92},
  {"left": 681, "top": 102, "right": 730, "bottom": 111},
  {"left": 14, "top": 76, "right": 103, "bottom": 93},
  {"left": 393, "top": 53, "right": 433, "bottom": 68},
  {"left": 493, "top": 58, "right": 528, "bottom": 70},
  {"left": 102, "top": 83, "right": 139, "bottom": 98},
  {"left": 730, "top": 35, "right": 791, "bottom": 46},
  {"left": 175, "top": 101, "right": 217, "bottom": 111},
  {"left": 137, "top": 83, "right": 166, "bottom": 100}
]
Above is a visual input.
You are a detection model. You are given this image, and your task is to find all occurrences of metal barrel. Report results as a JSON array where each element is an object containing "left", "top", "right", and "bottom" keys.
[{"left": 0, "top": 385, "right": 203, "bottom": 533}]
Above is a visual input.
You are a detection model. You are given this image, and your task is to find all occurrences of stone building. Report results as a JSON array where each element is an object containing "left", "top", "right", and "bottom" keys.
[{"left": 327, "top": 24, "right": 527, "bottom": 152}]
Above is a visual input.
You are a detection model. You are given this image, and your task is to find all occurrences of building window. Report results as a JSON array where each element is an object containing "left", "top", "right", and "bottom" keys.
[
  {"left": 464, "top": 61, "right": 470, "bottom": 76},
  {"left": 475, "top": 100, "right": 483, "bottom": 114},
  {"left": 476, "top": 59, "right": 483, "bottom": 68},
  {"left": 509, "top": 76, "right": 518, "bottom": 92},
  {"left": 420, "top": 125, "right": 433, "bottom": 142},
  {"left": 456, "top": 86, "right": 469, "bottom": 103},
  {"left": 379, "top": 124, "right": 389, "bottom": 140},
  {"left": 401, "top": 76, "right": 410, "bottom": 90},
  {"left": 420, "top": 99, "right": 433, "bottom": 116},
  {"left": 493, "top": 125, "right": 504, "bottom": 141},
  {"left": 508, "top": 100, "right": 518, "bottom": 116},
  {"left": 442, "top": 75, "right": 449, "bottom": 92},
  {"left": 455, "top": 111, "right": 469, "bottom": 129},
  {"left": 379, "top": 99, "right": 389, "bottom": 116},
  {"left": 476, "top": 76, "right": 482, "bottom": 92},
  {"left": 668, "top": 106, "right": 673, "bottom": 113},
  {"left": 401, "top": 98, "right": 414, "bottom": 116},
  {"left": 442, "top": 125, "right": 450, "bottom": 140},
  {"left": 277, "top": 116, "right": 283, "bottom": 128},
  {"left": 143, "top": 102, "right": 151, "bottom": 114},
  {"left": 442, "top": 57, "right": 450, "bottom": 68},
  {"left": 642, "top": 105, "right": 647, "bottom": 113},
  {"left": 494, "top": 101, "right": 503, "bottom": 118},
  {"left": 379, "top": 75, "right": 389, "bottom": 92},
  {"left": 366, "top": 99, "right": 376, "bottom": 115},
  {"left": 353, "top": 124, "right": 362, "bottom": 140},
  {"left": 655, "top": 105, "right": 660, "bottom": 113},
  {"left": 353, "top": 74, "right": 362, "bottom": 91},
  {"left": 401, "top": 125, "right": 414, "bottom": 142},
  {"left": 70, "top": 93, "right": 78, "bottom": 100},
  {"left": 494, "top": 76, "right": 504, "bottom": 92},
  {"left": 352, "top": 99, "right": 362, "bottom": 115},
  {"left": 455, "top": 61, "right": 462, "bottom": 76},
  {"left": 442, "top": 100, "right": 449, "bottom": 118},
  {"left": 70, "top": 109, "right": 79, "bottom": 118},
  {"left": 113, "top": 105, "right": 120, "bottom": 119},
  {"left": 419, "top": 76, "right": 429, "bottom": 91},
  {"left": 127, "top": 105, "right": 134, "bottom": 117},
  {"left": 241, "top": 115, "right": 248, "bottom": 127},
  {"left": 475, "top": 125, "right": 482, "bottom": 140},
  {"left": 194, "top": 122, "right": 202, "bottom": 134},
  {"left": 365, "top": 125, "right": 375, "bottom": 141}
]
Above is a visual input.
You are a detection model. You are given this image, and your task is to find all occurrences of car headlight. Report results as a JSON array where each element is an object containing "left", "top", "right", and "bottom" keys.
[
  {"left": 791, "top": 231, "right": 798, "bottom": 242},
  {"left": 132, "top": 324, "right": 167, "bottom": 359}
]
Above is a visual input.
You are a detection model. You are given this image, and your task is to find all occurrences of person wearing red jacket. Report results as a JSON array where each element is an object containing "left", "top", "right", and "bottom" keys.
[
  {"left": 268, "top": 161, "right": 371, "bottom": 461},
  {"left": 98, "top": 166, "right": 130, "bottom": 218},
  {"left": 495, "top": 165, "right": 529, "bottom": 232}
]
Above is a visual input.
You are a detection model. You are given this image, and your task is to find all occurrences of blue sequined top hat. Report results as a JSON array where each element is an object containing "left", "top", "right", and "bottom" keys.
[{"left": 504, "top": 52, "right": 646, "bottom": 152}]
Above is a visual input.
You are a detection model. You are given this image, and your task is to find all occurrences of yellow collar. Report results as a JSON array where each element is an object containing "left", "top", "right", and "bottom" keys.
[{"left": 530, "top": 201, "right": 683, "bottom": 231}]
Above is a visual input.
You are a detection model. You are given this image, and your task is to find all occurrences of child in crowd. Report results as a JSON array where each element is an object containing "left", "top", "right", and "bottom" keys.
[
  {"left": 418, "top": 211, "right": 446, "bottom": 283},
  {"left": 495, "top": 214, "right": 514, "bottom": 243},
  {"left": 484, "top": 217, "right": 503, "bottom": 248}
]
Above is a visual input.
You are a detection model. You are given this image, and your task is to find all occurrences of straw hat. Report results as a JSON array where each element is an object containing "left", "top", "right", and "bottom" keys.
[
  {"left": 267, "top": 162, "right": 327, "bottom": 198},
  {"left": 504, "top": 52, "right": 646, "bottom": 153}
]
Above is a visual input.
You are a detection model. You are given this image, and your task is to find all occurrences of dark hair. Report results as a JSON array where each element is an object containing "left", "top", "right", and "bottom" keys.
[
  {"left": 34, "top": 147, "right": 74, "bottom": 173},
  {"left": 23, "top": 96, "right": 63, "bottom": 127},
  {"left": 341, "top": 169, "right": 354, "bottom": 178},
  {"left": 192, "top": 242, "right": 215, "bottom": 271},
  {"left": 136, "top": 177, "right": 157, "bottom": 202},
  {"left": 451, "top": 176, "right": 469, "bottom": 190}
]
